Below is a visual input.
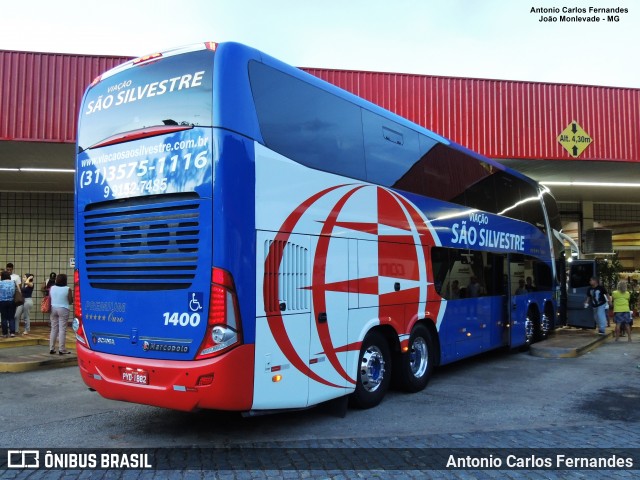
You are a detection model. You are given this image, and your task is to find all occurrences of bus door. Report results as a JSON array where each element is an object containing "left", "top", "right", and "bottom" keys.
[
  {"left": 566, "top": 260, "right": 596, "bottom": 328},
  {"left": 508, "top": 254, "right": 528, "bottom": 348}
]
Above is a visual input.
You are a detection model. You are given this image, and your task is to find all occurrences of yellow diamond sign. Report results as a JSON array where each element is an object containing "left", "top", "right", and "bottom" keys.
[{"left": 557, "top": 121, "right": 592, "bottom": 158}]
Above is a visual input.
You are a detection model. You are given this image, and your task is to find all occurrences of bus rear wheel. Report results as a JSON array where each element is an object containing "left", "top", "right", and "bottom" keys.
[
  {"left": 526, "top": 307, "right": 542, "bottom": 344},
  {"left": 349, "top": 330, "right": 391, "bottom": 409},
  {"left": 399, "top": 324, "right": 435, "bottom": 393}
]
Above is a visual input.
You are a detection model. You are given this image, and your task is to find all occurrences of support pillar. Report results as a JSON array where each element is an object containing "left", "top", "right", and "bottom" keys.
[{"left": 581, "top": 200, "right": 594, "bottom": 254}]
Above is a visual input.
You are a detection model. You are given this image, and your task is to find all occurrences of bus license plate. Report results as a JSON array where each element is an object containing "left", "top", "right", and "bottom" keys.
[{"left": 120, "top": 367, "right": 149, "bottom": 385}]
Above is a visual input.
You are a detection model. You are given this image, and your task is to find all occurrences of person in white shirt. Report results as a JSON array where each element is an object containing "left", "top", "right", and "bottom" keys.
[
  {"left": 5, "top": 263, "right": 21, "bottom": 288},
  {"left": 49, "top": 273, "right": 74, "bottom": 355}
]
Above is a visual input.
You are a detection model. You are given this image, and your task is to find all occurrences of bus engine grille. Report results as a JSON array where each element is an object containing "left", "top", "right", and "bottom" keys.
[{"left": 82, "top": 193, "right": 201, "bottom": 290}]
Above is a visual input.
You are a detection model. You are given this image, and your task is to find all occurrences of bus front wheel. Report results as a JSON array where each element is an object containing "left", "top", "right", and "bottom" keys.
[
  {"left": 349, "top": 330, "right": 391, "bottom": 409},
  {"left": 398, "top": 324, "right": 435, "bottom": 393}
]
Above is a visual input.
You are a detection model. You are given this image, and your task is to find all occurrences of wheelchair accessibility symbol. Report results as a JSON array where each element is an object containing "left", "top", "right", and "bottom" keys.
[{"left": 188, "top": 292, "right": 204, "bottom": 312}]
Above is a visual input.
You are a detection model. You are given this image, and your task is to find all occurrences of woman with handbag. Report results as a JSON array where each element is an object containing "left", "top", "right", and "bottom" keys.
[
  {"left": 41, "top": 272, "right": 56, "bottom": 295},
  {"left": 40, "top": 272, "right": 56, "bottom": 314},
  {"left": 0, "top": 271, "right": 17, "bottom": 337}
]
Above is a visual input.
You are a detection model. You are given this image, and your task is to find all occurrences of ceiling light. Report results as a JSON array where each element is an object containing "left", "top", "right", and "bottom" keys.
[
  {"left": 542, "top": 181, "right": 640, "bottom": 188},
  {"left": 19, "top": 168, "right": 75, "bottom": 173}
]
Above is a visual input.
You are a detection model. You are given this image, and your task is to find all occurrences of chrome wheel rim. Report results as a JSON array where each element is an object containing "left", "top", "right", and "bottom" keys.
[
  {"left": 360, "top": 345, "right": 386, "bottom": 392},
  {"left": 541, "top": 313, "right": 550, "bottom": 334},
  {"left": 409, "top": 336, "right": 428, "bottom": 378},
  {"left": 525, "top": 316, "right": 534, "bottom": 343}
]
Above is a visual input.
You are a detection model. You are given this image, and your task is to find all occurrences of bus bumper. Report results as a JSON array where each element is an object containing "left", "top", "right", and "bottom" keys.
[{"left": 77, "top": 343, "right": 255, "bottom": 412}]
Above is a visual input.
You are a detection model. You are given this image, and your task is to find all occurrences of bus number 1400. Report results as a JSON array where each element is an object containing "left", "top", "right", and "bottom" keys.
[{"left": 163, "top": 312, "right": 201, "bottom": 327}]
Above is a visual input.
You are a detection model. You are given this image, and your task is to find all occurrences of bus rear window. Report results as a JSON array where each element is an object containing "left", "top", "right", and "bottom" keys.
[{"left": 78, "top": 50, "right": 214, "bottom": 151}]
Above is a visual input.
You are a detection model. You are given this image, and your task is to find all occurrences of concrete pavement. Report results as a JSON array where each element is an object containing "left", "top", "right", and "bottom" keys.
[
  {"left": 529, "top": 325, "right": 612, "bottom": 358},
  {"left": 0, "top": 323, "right": 77, "bottom": 372}
]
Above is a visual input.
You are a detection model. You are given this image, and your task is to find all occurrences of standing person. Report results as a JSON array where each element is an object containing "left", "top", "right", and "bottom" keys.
[
  {"left": 445, "top": 280, "right": 461, "bottom": 299},
  {"left": 585, "top": 276, "right": 609, "bottom": 335},
  {"left": 0, "top": 271, "right": 17, "bottom": 337},
  {"left": 525, "top": 276, "right": 536, "bottom": 292},
  {"left": 49, "top": 273, "right": 73, "bottom": 355},
  {"left": 467, "top": 276, "right": 484, "bottom": 297},
  {"left": 5, "top": 263, "right": 20, "bottom": 330},
  {"left": 15, "top": 273, "right": 34, "bottom": 335},
  {"left": 611, "top": 280, "right": 633, "bottom": 342},
  {"left": 5, "top": 263, "right": 21, "bottom": 288},
  {"left": 41, "top": 272, "right": 56, "bottom": 296}
]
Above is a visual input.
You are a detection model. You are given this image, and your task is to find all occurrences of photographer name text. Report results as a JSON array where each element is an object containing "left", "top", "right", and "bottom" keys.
[{"left": 531, "top": 6, "right": 629, "bottom": 22}]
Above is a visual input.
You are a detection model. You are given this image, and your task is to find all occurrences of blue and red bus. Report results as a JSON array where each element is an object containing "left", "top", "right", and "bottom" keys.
[{"left": 74, "top": 42, "right": 564, "bottom": 413}]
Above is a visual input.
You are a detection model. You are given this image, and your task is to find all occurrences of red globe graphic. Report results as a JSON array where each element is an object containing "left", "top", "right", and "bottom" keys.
[{"left": 263, "top": 184, "right": 441, "bottom": 388}]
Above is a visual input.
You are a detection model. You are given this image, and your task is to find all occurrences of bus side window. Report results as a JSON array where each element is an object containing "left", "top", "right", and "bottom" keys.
[
  {"left": 430, "top": 247, "right": 449, "bottom": 296},
  {"left": 362, "top": 110, "right": 420, "bottom": 187},
  {"left": 249, "top": 61, "right": 366, "bottom": 181},
  {"left": 531, "top": 257, "right": 553, "bottom": 291},
  {"left": 431, "top": 247, "right": 489, "bottom": 300}
]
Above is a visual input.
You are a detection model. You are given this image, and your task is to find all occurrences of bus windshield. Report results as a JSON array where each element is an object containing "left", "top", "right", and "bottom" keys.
[{"left": 78, "top": 49, "right": 213, "bottom": 152}]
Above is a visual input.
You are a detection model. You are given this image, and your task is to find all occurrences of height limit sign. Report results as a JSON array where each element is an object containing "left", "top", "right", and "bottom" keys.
[{"left": 558, "top": 121, "right": 592, "bottom": 158}]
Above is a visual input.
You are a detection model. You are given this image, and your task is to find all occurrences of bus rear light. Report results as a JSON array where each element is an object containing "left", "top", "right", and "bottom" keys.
[
  {"left": 133, "top": 52, "right": 162, "bottom": 65},
  {"left": 197, "top": 374, "right": 215, "bottom": 386},
  {"left": 198, "top": 325, "right": 238, "bottom": 357},
  {"left": 212, "top": 325, "right": 236, "bottom": 344},
  {"left": 209, "top": 284, "right": 226, "bottom": 324},
  {"left": 72, "top": 317, "right": 88, "bottom": 346},
  {"left": 89, "top": 74, "right": 103, "bottom": 88},
  {"left": 211, "top": 267, "right": 233, "bottom": 288},
  {"left": 195, "top": 268, "right": 242, "bottom": 360},
  {"left": 73, "top": 269, "right": 89, "bottom": 346},
  {"left": 74, "top": 269, "right": 82, "bottom": 321}
]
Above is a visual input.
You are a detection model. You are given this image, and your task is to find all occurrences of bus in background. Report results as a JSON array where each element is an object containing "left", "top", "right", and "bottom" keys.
[{"left": 74, "top": 42, "right": 564, "bottom": 413}]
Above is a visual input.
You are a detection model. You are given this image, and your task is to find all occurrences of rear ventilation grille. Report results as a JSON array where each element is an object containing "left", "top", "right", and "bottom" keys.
[
  {"left": 264, "top": 240, "right": 309, "bottom": 314},
  {"left": 82, "top": 193, "right": 201, "bottom": 290}
]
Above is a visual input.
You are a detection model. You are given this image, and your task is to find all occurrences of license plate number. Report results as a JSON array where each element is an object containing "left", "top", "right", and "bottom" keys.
[{"left": 120, "top": 367, "right": 149, "bottom": 385}]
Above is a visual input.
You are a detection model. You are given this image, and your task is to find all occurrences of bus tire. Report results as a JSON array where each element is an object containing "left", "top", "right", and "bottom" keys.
[
  {"left": 349, "top": 330, "right": 391, "bottom": 409},
  {"left": 399, "top": 324, "right": 435, "bottom": 393},
  {"left": 528, "top": 307, "right": 542, "bottom": 343}
]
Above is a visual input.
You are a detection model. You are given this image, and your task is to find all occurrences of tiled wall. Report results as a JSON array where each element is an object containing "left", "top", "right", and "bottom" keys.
[
  {"left": 0, "top": 192, "right": 75, "bottom": 323},
  {"left": 559, "top": 201, "right": 640, "bottom": 269},
  {"left": 594, "top": 203, "right": 640, "bottom": 222}
]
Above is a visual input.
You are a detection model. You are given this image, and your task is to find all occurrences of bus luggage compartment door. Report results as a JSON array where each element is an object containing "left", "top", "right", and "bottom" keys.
[
  {"left": 508, "top": 255, "right": 528, "bottom": 348},
  {"left": 566, "top": 260, "right": 596, "bottom": 328},
  {"left": 254, "top": 231, "right": 312, "bottom": 410}
]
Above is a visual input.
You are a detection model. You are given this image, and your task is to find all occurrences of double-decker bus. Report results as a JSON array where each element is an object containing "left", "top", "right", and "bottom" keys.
[{"left": 74, "top": 42, "right": 564, "bottom": 413}]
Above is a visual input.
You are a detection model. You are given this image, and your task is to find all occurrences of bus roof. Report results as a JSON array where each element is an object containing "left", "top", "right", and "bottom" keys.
[
  {"left": 221, "top": 41, "right": 540, "bottom": 191},
  {"left": 92, "top": 40, "right": 541, "bottom": 191}
]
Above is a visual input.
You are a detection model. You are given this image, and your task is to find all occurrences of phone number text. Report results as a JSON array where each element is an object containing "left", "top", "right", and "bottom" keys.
[{"left": 79, "top": 151, "right": 208, "bottom": 197}]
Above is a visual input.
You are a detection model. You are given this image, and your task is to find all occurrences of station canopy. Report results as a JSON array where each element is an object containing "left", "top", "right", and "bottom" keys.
[{"left": 0, "top": 49, "right": 638, "bottom": 203}]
